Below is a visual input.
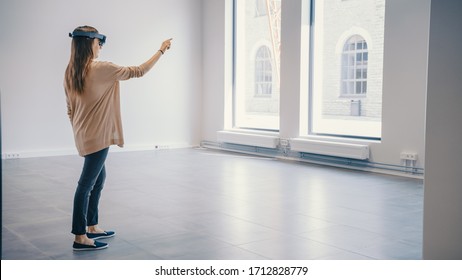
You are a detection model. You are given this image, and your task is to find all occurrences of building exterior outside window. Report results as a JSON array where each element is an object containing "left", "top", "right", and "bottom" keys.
[{"left": 311, "top": 0, "right": 385, "bottom": 138}]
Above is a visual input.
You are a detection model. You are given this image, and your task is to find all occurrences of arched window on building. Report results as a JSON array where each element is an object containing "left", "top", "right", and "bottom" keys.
[
  {"left": 341, "top": 35, "right": 368, "bottom": 96},
  {"left": 255, "top": 45, "right": 273, "bottom": 96}
]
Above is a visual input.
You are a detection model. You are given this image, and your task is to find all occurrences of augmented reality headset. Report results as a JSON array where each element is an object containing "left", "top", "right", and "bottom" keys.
[{"left": 69, "top": 31, "right": 106, "bottom": 46}]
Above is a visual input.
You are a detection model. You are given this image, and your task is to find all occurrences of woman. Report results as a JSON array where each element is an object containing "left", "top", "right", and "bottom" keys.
[{"left": 64, "top": 25, "right": 172, "bottom": 251}]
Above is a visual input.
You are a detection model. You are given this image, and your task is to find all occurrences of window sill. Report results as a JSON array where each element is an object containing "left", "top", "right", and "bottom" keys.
[{"left": 297, "top": 134, "right": 380, "bottom": 145}]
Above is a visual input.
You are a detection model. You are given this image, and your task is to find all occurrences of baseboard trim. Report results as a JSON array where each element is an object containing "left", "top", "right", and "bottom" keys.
[{"left": 1, "top": 142, "right": 193, "bottom": 159}]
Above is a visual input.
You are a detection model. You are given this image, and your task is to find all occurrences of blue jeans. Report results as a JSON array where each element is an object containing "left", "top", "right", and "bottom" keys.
[{"left": 72, "top": 147, "right": 109, "bottom": 235}]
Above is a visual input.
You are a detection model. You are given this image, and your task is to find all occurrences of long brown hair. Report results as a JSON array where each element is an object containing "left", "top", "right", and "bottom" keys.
[{"left": 64, "top": 26, "right": 99, "bottom": 94}]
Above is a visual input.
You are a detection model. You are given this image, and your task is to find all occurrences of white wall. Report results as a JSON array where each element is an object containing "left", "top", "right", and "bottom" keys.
[
  {"left": 201, "top": 0, "right": 430, "bottom": 172},
  {"left": 423, "top": 0, "right": 462, "bottom": 260},
  {"left": 0, "top": 0, "right": 202, "bottom": 158},
  {"left": 376, "top": 0, "right": 430, "bottom": 167},
  {"left": 201, "top": 0, "right": 231, "bottom": 141}
]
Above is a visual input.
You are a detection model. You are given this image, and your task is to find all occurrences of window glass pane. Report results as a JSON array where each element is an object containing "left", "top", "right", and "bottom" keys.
[
  {"left": 234, "top": 0, "right": 282, "bottom": 130},
  {"left": 348, "top": 55, "right": 355, "bottom": 66},
  {"left": 348, "top": 82, "right": 354, "bottom": 94},
  {"left": 348, "top": 69, "right": 354, "bottom": 79},
  {"left": 310, "top": 0, "right": 385, "bottom": 138},
  {"left": 356, "top": 81, "right": 362, "bottom": 94}
]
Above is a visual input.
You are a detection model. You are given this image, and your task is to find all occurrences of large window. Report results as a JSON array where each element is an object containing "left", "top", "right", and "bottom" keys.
[
  {"left": 232, "top": 0, "right": 384, "bottom": 137},
  {"left": 233, "top": 0, "right": 281, "bottom": 131},
  {"left": 310, "top": 0, "right": 385, "bottom": 139}
]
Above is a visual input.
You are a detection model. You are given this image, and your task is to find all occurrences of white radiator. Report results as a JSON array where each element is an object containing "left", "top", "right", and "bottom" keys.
[
  {"left": 290, "top": 138, "right": 370, "bottom": 160},
  {"left": 217, "top": 131, "right": 279, "bottom": 149}
]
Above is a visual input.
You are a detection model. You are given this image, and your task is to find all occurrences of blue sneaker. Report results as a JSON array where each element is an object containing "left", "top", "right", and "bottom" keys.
[
  {"left": 73, "top": 240, "right": 108, "bottom": 251},
  {"left": 86, "top": 231, "right": 116, "bottom": 240}
]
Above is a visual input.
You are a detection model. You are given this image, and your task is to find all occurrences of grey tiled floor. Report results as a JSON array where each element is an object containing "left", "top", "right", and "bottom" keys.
[{"left": 1, "top": 148, "right": 423, "bottom": 260}]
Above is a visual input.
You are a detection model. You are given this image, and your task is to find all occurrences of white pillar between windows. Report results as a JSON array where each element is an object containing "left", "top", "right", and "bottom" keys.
[{"left": 279, "top": 0, "right": 310, "bottom": 139}]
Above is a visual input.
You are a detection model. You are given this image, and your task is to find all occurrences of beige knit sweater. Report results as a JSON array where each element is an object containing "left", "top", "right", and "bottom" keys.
[{"left": 65, "top": 60, "right": 149, "bottom": 156}]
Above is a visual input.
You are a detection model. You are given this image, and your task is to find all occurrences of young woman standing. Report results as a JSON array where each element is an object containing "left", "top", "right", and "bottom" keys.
[{"left": 65, "top": 25, "right": 172, "bottom": 250}]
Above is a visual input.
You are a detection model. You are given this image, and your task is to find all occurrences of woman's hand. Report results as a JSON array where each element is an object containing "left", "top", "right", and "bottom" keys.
[{"left": 159, "top": 38, "right": 173, "bottom": 54}]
